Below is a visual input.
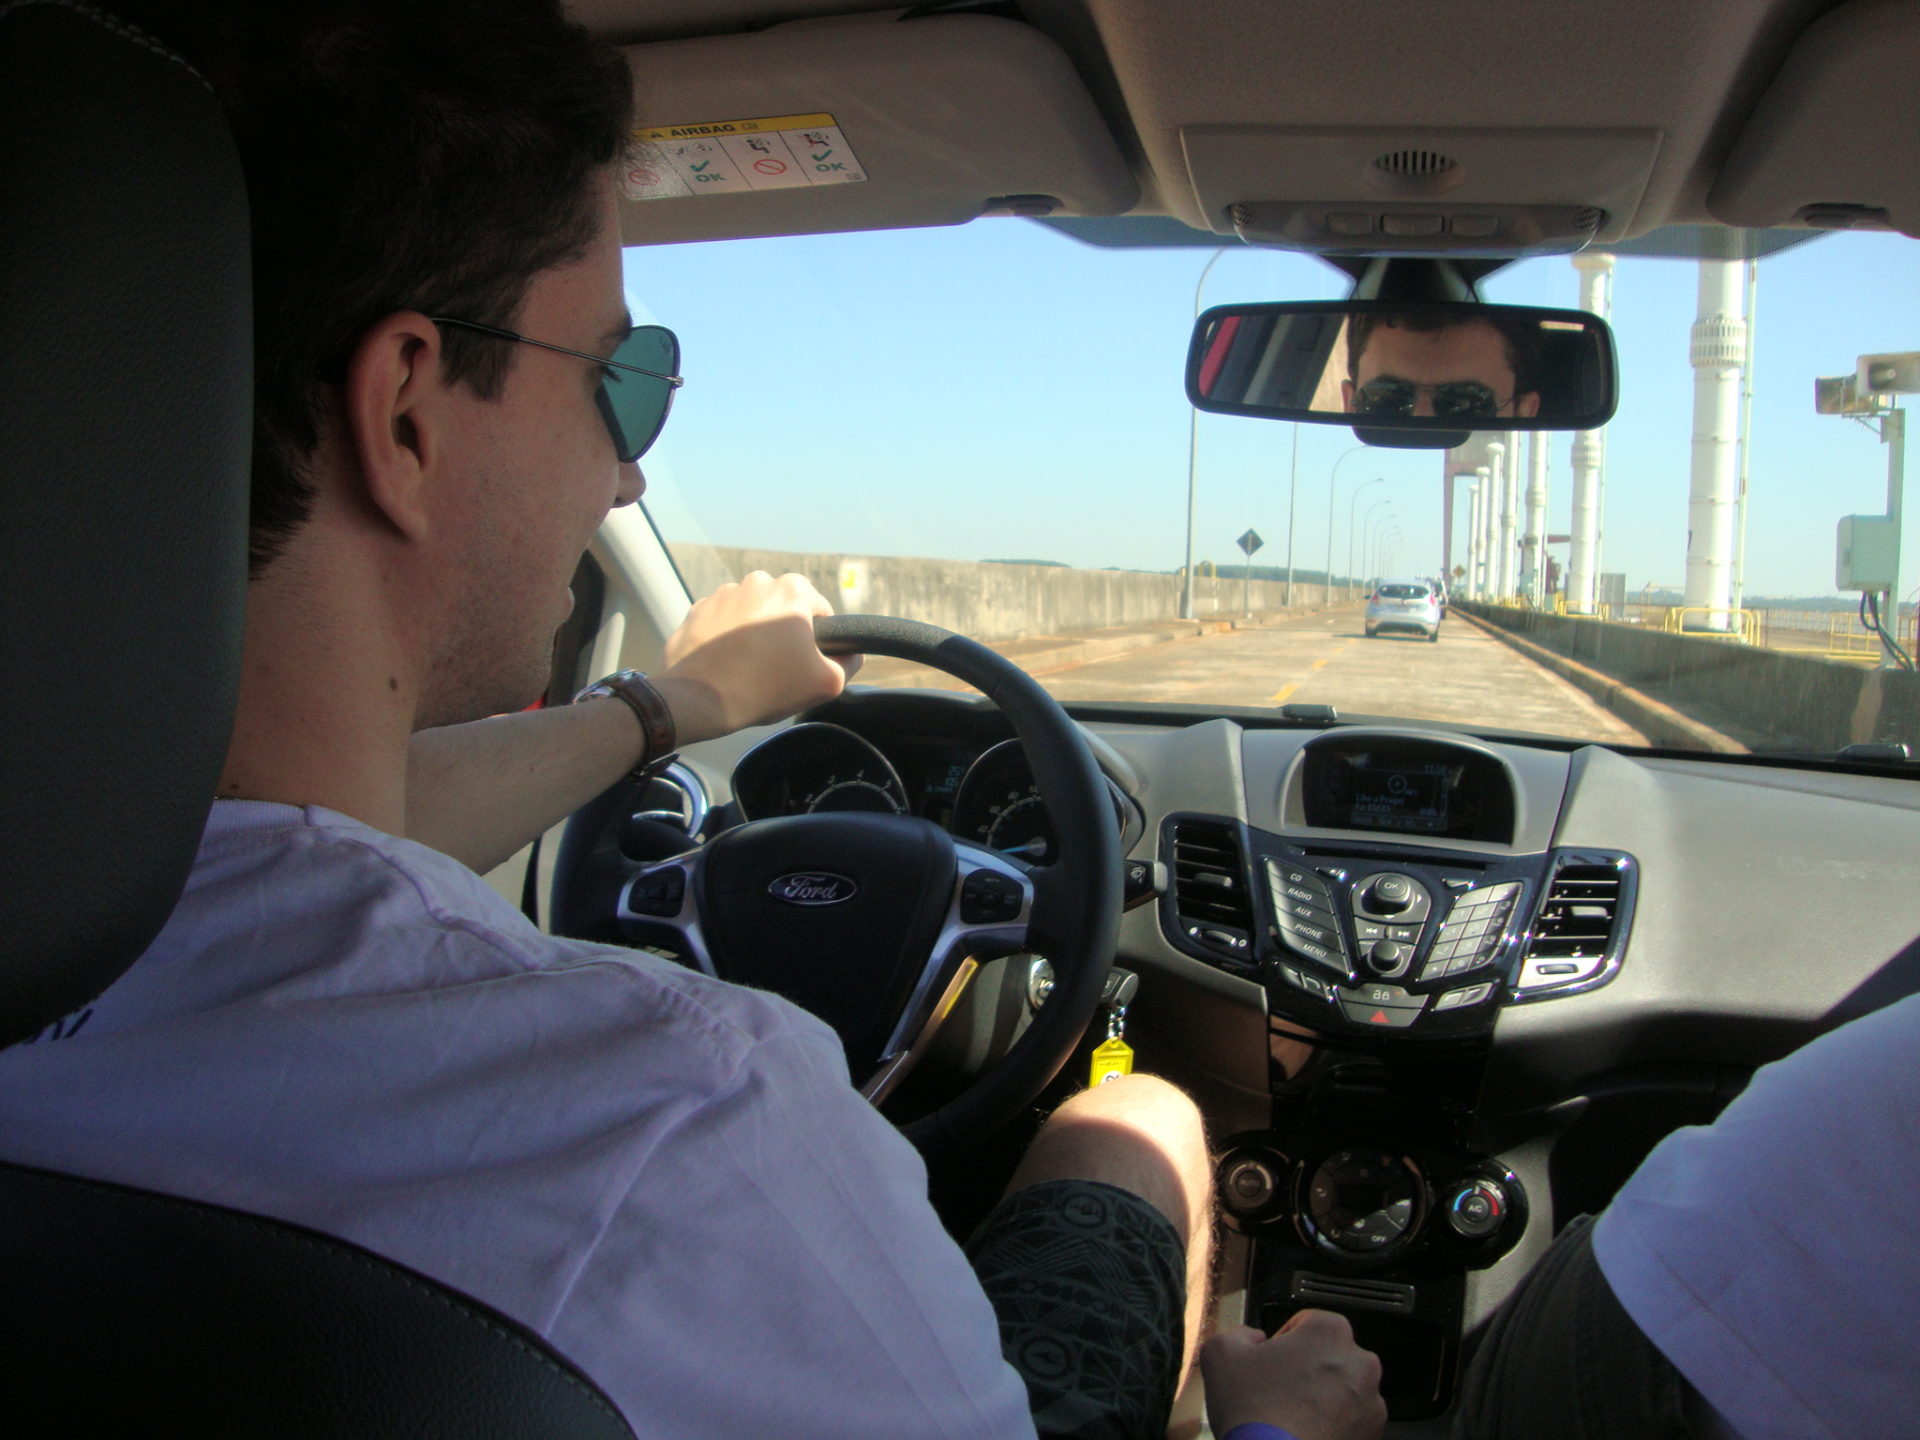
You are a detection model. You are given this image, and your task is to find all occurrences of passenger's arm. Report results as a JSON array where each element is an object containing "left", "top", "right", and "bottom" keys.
[{"left": 406, "top": 572, "right": 855, "bottom": 872}]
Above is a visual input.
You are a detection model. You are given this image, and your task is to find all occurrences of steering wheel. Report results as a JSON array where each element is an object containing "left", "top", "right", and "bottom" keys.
[{"left": 566, "top": 615, "right": 1122, "bottom": 1156}]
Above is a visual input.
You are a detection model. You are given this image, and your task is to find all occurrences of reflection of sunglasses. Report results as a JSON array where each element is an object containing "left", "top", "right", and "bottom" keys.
[
  {"left": 1354, "top": 377, "right": 1504, "bottom": 419},
  {"left": 430, "top": 317, "right": 683, "bottom": 462}
]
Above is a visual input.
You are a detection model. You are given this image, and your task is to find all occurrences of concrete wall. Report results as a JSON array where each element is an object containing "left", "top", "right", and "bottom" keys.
[
  {"left": 670, "top": 544, "right": 1332, "bottom": 640},
  {"left": 1464, "top": 603, "right": 1920, "bottom": 753}
]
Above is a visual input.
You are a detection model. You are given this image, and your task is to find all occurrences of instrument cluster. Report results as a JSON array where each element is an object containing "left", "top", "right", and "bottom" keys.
[{"left": 730, "top": 722, "right": 1137, "bottom": 861}]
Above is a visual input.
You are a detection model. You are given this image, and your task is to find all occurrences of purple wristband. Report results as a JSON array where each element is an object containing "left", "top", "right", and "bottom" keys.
[{"left": 1221, "top": 1426, "right": 1304, "bottom": 1440}]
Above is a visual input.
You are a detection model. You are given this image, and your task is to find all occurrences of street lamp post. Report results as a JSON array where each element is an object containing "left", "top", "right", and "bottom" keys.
[
  {"left": 1345, "top": 477, "right": 1386, "bottom": 602},
  {"left": 1323, "top": 445, "right": 1370, "bottom": 603},
  {"left": 1373, "top": 525, "right": 1404, "bottom": 587},
  {"left": 1180, "top": 248, "right": 1231, "bottom": 620},
  {"left": 1361, "top": 501, "right": 1394, "bottom": 595}
]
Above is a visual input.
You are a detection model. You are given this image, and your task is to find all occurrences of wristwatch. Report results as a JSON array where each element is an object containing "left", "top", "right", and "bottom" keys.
[{"left": 573, "top": 669, "right": 679, "bottom": 784}]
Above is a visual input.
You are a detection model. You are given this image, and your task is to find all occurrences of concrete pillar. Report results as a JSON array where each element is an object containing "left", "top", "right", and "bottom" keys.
[
  {"left": 1467, "top": 480, "right": 1483, "bottom": 599},
  {"left": 1524, "top": 430, "right": 1550, "bottom": 605},
  {"left": 1686, "top": 258, "right": 1746, "bottom": 631},
  {"left": 1485, "top": 441, "right": 1507, "bottom": 599},
  {"left": 1472, "top": 466, "right": 1493, "bottom": 598},
  {"left": 1568, "top": 253, "right": 1614, "bottom": 615},
  {"left": 1498, "top": 436, "right": 1520, "bottom": 599}
]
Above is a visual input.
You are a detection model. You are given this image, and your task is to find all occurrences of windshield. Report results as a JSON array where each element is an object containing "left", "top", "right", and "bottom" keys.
[{"left": 625, "top": 222, "right": 1917, "bottom": 756}]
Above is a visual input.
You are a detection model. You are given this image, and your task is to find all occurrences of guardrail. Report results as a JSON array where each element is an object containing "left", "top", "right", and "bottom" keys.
[
  {"left": 1461, "top": 601, "right": 1920, "bottom": 752},
  {"left": 1661, "top": 606, "right": 1757, "bottom": 645}
]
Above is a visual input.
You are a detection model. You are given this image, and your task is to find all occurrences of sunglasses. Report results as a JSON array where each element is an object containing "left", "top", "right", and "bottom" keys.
[
  {"left": 1354, "top": 376, "right": 1505, "bottom": 420},
  {"left": 429, "top": 316, "right": 683, "bottom": 462}
]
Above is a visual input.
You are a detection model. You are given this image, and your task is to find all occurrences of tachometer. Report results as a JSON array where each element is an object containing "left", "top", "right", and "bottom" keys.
[{"left": 803, "top": 774, "right": 904, "bottom": 814}]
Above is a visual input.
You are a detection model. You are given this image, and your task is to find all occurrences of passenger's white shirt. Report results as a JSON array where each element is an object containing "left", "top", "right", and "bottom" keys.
[
  {"left": 0, "top": 800, "right": 1035, "bottom": 1439},
  {"left": 1595, "top": 991, "right": 1920, "bottom": 1440}
]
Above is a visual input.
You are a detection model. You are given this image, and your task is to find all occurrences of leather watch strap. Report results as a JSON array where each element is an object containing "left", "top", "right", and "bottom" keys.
[{"left": 574, "top": 670, "right": 678, "bottom": 784}]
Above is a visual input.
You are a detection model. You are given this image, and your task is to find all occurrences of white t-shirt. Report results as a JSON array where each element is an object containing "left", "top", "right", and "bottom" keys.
[
  {"left": 0, "top": 800, "right": 1035, "bottom": 1439},
  {"left": 1594, "top": 991, "right": 1920, "bottom": 1440}
]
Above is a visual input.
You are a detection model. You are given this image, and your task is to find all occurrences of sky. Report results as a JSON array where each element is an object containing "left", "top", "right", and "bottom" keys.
[{"left": 624, "top": 220, "right": 1917, "bottom": 601}]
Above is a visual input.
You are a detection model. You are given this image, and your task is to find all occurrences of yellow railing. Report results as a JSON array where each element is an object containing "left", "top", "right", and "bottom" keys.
[
  {"left": 1662, "top": 606, "right": 1756, "bottom": 644},
  {"left": 1826, "top": 612, "right": 1881, "bottom": 662}
]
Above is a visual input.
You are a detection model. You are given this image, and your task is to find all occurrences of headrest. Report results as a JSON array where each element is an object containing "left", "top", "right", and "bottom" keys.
[{"left": 0, "top": 1, "right": 251, "bottom": 1046}]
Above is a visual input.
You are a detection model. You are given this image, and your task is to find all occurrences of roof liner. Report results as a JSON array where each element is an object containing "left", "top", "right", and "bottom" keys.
[{"left": 581, "top": 0, "right": 1878, "bottom": 249}]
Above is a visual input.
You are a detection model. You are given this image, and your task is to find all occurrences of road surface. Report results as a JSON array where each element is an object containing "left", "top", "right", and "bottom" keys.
[{"left": 866, "top": 606, "right": 1648, "bottom": 745}]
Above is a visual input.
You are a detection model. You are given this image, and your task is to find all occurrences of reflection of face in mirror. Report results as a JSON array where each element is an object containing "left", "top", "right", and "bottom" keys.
[{"left": 1342, "top": 313, "right": 1543, "bottom": 421}]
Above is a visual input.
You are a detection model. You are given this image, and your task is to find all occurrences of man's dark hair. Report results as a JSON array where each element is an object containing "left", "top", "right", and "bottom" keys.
[
  {"left": 151, "top": 1, "right": 633, "bottom": 574},
  {"left": 1345, "top": 310, "right": 1544, "bottom": 398}
]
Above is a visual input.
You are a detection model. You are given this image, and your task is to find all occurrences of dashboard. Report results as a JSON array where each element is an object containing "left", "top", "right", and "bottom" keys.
[{"left": 638, "top": 686, "right": 1920, "bottom": 1423}]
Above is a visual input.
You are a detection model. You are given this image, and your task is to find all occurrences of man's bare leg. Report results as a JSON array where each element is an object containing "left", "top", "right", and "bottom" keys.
[{"left": 1003, "top": 1073, "right": 1215, "bottom": 1379}]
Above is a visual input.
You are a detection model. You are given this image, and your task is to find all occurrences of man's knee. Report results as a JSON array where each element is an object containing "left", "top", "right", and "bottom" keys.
[{"left": 1011, "top": 1074, "right": 1211, "bottom": 1245}]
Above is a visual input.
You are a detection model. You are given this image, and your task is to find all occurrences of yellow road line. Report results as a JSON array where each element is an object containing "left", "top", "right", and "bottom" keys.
[
  {"left": 1309, "top": 658, "right": 1329, "bottom": 671},
  {"left": 1269, "top": 683, "right": 1297, "bottom": 704}
]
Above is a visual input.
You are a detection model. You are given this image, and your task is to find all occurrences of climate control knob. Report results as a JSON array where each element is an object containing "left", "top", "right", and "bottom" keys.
[
  {"left": 1222, "top": 1156, "right": 1279, "bottom": 1214},
  {"left": 1444, "top": 1179, "right": 1508, "bottom": 1239}
]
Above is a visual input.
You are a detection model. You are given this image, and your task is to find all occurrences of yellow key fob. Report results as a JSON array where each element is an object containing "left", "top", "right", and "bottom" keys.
[{"left": 1089, "top": 1036, "right": 1135, "bottom": 1086}]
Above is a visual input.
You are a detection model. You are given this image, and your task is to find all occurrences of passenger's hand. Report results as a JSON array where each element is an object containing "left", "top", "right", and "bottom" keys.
[
  {"left": 1201, "top": 1311, "right": 1386, "bottom": 1440},
  {"left": 655, "top": 571, "right": 859, "bottom": 742}
]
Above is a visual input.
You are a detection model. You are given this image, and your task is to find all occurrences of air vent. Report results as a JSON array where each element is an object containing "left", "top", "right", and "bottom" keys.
[
  {"left": 1368, "top": 148, "right": 1462, "bottom": 196},
  {"left": 1168, "top": 818, "right": 1254, "bottom": 965},
  {"left": 1514, "top": 851, "right": 1636, "bottom": 996}
]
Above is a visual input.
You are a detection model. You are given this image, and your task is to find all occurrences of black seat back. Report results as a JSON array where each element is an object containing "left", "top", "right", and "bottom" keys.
[{"left": 0, "top": 8, "right": 631, "bottom": 1433}]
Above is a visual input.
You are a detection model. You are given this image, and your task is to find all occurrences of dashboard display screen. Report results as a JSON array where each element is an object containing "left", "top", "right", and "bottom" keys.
[
  {"left": 1300, "top": 736, "right": 1515, "bottom": 843},
  {"left": 1346, "top": 761, "right": 1452, "bottom": 833}
]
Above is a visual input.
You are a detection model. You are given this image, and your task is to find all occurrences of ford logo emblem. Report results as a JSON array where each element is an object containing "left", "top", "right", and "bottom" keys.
[{"left": 768, "top": 872, "right": 859, "bottom": 906}]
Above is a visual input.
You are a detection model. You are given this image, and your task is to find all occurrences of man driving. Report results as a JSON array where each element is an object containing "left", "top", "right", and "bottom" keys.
[{"left": 0, "top": 3, "right": 1383, "bottom": 1438}]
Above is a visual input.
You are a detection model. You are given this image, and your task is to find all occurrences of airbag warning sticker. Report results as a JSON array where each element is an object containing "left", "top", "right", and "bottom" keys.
[{"left": 621, "top": 112, "right": 867, "bottom": 200}]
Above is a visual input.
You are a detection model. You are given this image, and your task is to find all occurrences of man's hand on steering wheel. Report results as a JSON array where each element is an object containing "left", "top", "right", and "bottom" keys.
[{"left": 650, "top": 570, "right": 858, "bottom": 743}]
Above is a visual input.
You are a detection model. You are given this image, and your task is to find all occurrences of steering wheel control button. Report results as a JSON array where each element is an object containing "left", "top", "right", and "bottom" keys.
[
  {"left": 1445, "top": 1180, "right": 1508, "bottom": 1239},
  {"left": 960, "top": 870, "right": 1024, "bottom": 924},
  {"left": 1122, "top": 859, "right": 1166, "bottom": 910},
  {"left": 626, "top": 867, "right": 685, "bottom": 917}
]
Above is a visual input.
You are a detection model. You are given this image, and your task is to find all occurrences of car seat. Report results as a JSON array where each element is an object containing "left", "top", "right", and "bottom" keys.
[{"left": 0, "top": 5, "right": 632, "bottom": 1433}]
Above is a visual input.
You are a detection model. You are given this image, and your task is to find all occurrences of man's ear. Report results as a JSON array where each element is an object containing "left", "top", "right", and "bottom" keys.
[
  {"left": 1516, "top": 391, "right": 1541, "bottom": 419},
  {"left": 340, "top": 311, "right": 451, "bottom": 542}
]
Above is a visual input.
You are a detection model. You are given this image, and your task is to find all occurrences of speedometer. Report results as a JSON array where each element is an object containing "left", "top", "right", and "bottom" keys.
[{"left": 731, "top": 723, "right": 909, "bottom": 820}]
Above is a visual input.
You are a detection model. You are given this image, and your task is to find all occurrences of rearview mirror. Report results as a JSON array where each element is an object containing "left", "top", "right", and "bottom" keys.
[{"left": 1186, "top": 301, "right": 1617, "bottom": 437}]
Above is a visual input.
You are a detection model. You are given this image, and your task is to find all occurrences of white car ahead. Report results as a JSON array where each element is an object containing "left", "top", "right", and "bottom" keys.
[{"left": 1365, "top": 580, "right": 1442, "bottom": 641}]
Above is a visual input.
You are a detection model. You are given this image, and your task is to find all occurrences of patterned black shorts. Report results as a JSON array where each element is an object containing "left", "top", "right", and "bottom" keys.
[{"left": 964, "top": 1179, "right": 1187, "bottom": 1440}]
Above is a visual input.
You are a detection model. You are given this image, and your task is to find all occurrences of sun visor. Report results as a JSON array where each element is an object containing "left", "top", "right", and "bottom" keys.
[
  {"left": 1177, "top": 127, "right": 1661, "bottom": 253},
  {"left": 1709, "top": 0, "right": 1920, "bottom": 237},
  {"left": 614, "top": 11, "right": 1137, "bottom": 246}
]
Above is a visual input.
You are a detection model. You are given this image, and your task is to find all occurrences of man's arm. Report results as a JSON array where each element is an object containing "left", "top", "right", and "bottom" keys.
[{"left": 407, "top": 571, "right": 855, "bottom": 873}]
